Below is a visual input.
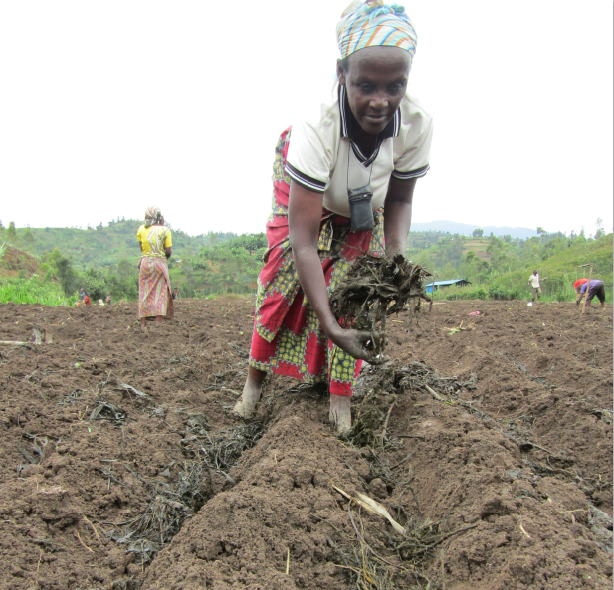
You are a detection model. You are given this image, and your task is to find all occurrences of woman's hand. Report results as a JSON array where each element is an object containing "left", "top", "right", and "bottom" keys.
[
  {"left": 328, "top": 325, "right": 388, "bottom": 364},
  {"left": 289, "top": 180, "right": 392, "bottom": 365}
]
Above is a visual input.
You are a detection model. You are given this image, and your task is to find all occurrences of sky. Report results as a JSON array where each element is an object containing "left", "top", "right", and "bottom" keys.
[{"left": 1, "top": 1, "right": 612, "bottom": 238}]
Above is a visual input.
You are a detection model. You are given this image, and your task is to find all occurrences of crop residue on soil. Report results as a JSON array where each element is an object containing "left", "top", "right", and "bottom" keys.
[{"left": 0, "top": 298, "right": 612, "bottom": 589}]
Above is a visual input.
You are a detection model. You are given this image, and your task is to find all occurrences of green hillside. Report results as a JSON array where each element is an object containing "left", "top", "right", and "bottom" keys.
[
  {"left": 4, "top": 219, "right": 238, "bottom": 271},
  {"left": 0, "top": 245, "right": 40, "bottom": 278},
  {"left": 0, "top": 218, "right": 611, "bottom": 304},
  {"left": 168, "top": 233, "right": 267, "bottom": 298},
  {"left": 488, "top": 234, "right": 613, "bottom": 301},
  {"left": 419, "top": 231, "right": 613, "bottom": 302}
]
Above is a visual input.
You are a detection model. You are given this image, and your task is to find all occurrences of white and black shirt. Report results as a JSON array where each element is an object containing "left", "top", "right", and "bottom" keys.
[{"left": 286, "top": 85, "right": 433, "bottom": 218}]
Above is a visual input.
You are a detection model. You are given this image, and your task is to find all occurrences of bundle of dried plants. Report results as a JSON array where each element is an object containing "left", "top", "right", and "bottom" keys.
[{"left": 330, "top": 254, "right": 432, "bottom": 356}]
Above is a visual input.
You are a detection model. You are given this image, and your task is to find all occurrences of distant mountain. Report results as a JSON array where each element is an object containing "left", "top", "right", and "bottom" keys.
[{"left": 410, "top": 220, "right": 537, "bottom": 239}]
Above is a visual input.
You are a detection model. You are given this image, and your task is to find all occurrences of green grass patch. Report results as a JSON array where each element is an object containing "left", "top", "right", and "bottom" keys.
[{"left": 0, "top": 277, "right": 77, "bottom": 306}]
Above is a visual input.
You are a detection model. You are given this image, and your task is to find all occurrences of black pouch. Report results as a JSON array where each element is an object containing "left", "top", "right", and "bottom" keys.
[{"left": 348, "top": 185, "right": 375, "bottom": 231}]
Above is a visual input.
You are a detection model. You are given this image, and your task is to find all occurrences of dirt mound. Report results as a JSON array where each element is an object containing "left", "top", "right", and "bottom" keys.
[
  {"left": 0, "top": 298, "right": 611, "bottom": 589},
  {"left": 142, "top": 414, "right": 369, "bottom": 590}
]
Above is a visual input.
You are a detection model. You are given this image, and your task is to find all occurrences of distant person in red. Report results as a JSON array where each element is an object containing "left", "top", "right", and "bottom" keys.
[
  {"left": 84, "top": 293, "right": 92, "bottom": 306},
  {"left": 576, "top": 279, "right": 606, "bottom": 308}
]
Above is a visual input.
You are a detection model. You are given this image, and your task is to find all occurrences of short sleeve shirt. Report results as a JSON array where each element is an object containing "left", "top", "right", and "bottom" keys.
[
  {"left": 580, "top": 280, "right": 603, "bottom": 294},
  {"left": 137, "top": 224, "right": 172, "bottom": 258},
  {"left": 286, "top": 85, "right": 433, "bottom": 218},
  {"left": 529, "top": 274, "right": 540, "bottom": 288}
]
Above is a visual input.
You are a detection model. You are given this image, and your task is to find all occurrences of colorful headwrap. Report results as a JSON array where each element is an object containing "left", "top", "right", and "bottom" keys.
[
  {"left": 144, "top": 207, "right": 162, "bottom": 228},
  {"left": 336, "top": 0, "right": 417, "bottom": 61}
]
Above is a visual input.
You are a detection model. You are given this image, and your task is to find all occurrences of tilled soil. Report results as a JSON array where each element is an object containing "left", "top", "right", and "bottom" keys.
[{"left": 0, "top": 298, "right": 611, "bottom": 589}]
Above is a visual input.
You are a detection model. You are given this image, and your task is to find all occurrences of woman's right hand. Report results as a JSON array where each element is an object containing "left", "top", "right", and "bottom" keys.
[
  {"left": 288, "top": 180, "right": 389, "bottom": 366},
  {"left": 328, "top": 325, "right": 388, "bottom": 364}
]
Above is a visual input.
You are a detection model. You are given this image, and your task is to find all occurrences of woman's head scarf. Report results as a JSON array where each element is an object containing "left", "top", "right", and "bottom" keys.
[
  {"left": 144, "top": 207, "right": 163, "bottom": 228},
  {"left": 336, "top": 0, "right": 417, "bottom": 61}
]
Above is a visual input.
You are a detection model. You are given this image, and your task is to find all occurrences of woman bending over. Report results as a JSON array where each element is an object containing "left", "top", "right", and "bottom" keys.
[{"left": 234, "top": 0, "right": 433, "bottom": 432}]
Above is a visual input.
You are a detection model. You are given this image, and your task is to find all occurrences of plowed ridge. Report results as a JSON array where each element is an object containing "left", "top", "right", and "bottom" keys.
[{"left": 0, "top": 299, "right": 611, "bottom": 589}]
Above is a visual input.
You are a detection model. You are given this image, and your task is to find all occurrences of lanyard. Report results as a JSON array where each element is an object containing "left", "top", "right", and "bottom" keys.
[{"left": 346, "top": 136, "right": 377, "bottom": 191}]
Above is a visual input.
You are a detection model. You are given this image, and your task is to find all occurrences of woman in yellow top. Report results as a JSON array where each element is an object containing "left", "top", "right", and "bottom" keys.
[{"left": 136, "top": 207, "right": 173, "bottom": 326}]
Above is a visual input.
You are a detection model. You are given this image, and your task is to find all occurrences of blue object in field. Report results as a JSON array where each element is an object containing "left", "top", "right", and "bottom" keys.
[{"left": 426, "top": 279, "right": 471, "bottom": 294}]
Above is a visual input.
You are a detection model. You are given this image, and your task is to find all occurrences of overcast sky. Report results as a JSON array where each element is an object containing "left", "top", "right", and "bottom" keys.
[{"left": 1, "top": 1, "right": 612, "bottom": 237}]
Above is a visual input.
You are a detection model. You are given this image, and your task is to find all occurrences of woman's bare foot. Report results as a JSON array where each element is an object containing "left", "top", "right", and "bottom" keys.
[
  {"left": 329, "top": 393, "right": 351, "bottom": 434},
  {"left": 233, "top": 366, "right": 267, "bottom": 418}
]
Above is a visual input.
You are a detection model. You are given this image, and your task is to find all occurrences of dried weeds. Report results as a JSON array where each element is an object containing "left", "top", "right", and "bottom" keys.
[
  {"left": 332, "top": 499, "right": 476, "bottom": 590},
  {"left": 181, "top": 423, "right": 265, "bottom": 484},
  {"left": 106, "top": 422, "right": 265, "bottom": 565},
  {"left": 330, "top": 254, "right": 432, "bottom": 356},
  {"left": 347, "top": 361, "right": 477, "bottom": 449}
]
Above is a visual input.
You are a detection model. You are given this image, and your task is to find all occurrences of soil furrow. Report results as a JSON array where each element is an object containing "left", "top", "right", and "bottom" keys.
[{"left": 0, "top": 299, "right": 611, "bottom": 589}]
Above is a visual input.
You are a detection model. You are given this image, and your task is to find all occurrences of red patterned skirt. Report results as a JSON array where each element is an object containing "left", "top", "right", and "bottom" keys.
[
  {"left": 138, "top": 256, "right": 174, "bottom": 319},
  {"left": 249, "top": 128, "right": 384, "bottom": 396}
]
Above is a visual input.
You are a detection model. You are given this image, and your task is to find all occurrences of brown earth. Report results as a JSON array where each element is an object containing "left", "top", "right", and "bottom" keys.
[{"left": 0, "top": 298, "right": 611, "bottom": 590}]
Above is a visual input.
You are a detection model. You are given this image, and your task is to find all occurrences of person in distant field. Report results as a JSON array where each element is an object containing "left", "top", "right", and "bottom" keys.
[
  {"left": 172, "top": 288, "right": 180, "bottom": 301},
  {"left": 527, "top": 270, "right": 540, "bottom": 306},
  {"left": 79, "top": 288, "right": 86, "bottom": 303},
  {"left": 98, "top": 299, "right": 104, "bottom": 306},
  {"left": 232, "top": 0, "right": 433, "bottom": 433},
  {"left": 576, "top": 279, "right": 606, "bottom": 308},
  {"left": 136, "top": 207, "right": 173, "bottom": 327},
  {"left": 84, "top": 292, "right": 92, "bottom": 306},
  {"left": 105, "top": 291, "right": 112, "bottom": 306}
]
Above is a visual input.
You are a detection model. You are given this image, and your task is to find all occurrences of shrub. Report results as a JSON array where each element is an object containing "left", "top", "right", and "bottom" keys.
[
  {"left": 488, "top": 285, "right": 520, "bottom": 300},
  {"left": 439, "top": 285, "right": 487, "bottom": 301}
]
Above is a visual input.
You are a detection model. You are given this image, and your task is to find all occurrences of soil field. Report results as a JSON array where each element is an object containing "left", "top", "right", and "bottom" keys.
[{"left": 0, "top": 298, "right": 612, "bottom": 590}]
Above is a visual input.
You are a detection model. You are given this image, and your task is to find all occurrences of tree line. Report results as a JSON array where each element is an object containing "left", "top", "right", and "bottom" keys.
[{"left": 2, "top": 218, "right": 611, "bottom": 303}]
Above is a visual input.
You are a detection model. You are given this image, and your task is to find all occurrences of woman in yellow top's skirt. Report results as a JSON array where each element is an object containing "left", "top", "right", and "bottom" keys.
[{"left": 136, "top": 207, "right": 174, "bottom": 325}]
